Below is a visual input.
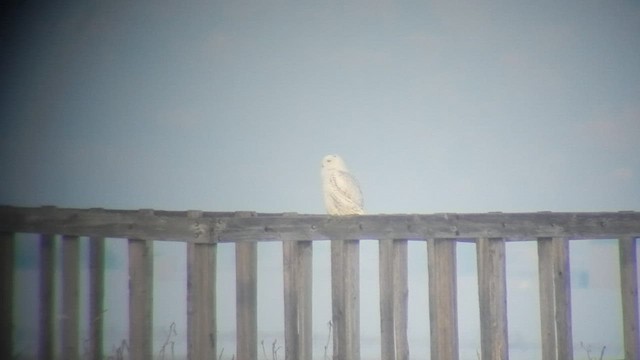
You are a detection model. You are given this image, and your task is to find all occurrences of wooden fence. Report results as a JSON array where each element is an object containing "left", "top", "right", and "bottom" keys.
[{"left": 1, "top": 206, "right": 639, "bottom": 360}]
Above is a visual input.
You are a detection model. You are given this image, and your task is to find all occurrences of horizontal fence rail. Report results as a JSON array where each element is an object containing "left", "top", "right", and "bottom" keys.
[{"left": 0, "top": 206, "right": 639, "bottom": 360}]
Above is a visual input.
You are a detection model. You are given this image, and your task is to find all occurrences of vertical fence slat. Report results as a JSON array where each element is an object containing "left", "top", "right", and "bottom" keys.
[
  {"left": 187, "top": 211, "right": 217, "bottom": 360},
  {"left": 537, "top": 237, "right": 556, "bottom": 360},
  {"left": 344, "top": 240, "right": 360, "bottom": 360},
  {"left": 129, "top": 238, "right": 154, "bottom": 359},
  {"left": 236, "top": 241, "right": 257, "bottom": 360},
  {"left": 39, "top": 234, "right": 55, "bottom": 360},
  {"left": 393, "top": 239, "right": 409, "bottom": 360},
  {"left": 552, "top": 237, "right": 573, "bottom": 360},
  {"left": 283, "top": 241, "right": 299, "bottom": 360},
  {"left": 284, "top": 240, "right": 313, "bottom": 360},
  {"left": 619, "top": 237, "right": 639, "bottom": 360},
  {"left": 331, "top": 240, "right": 345, "bottom": 360},
  {"left": 297, "top": 241, "right": 313, "bottom": 360},
  {"left": 89, "top": 237, "right": 105, "bottom": 360},
  {"left": 477, "top": 237, "right": 508, "bottom": 360},
  {"left": 428, "top": 238, "right": 459, "bottom": 360},
  {"left": 62, "top": 235, "right": 80, "bottom": 360},
  {"left": 331, "top": 239, "right": 360, "bottom": 360},
  {"left": 0, "top": 232, "right": 14, "bottom": 359},
  {"left": 379, "top": 239, "right": 395, "bottom": 360}
]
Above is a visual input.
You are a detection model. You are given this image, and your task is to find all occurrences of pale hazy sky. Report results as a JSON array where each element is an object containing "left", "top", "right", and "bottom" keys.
[{"left": 2, "top": 1, "right": 639, "bottom": 358}]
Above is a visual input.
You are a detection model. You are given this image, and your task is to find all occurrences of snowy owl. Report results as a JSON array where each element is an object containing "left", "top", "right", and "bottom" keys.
[{"left": 321, "top": 154, "right": 364, "bottom": 215}]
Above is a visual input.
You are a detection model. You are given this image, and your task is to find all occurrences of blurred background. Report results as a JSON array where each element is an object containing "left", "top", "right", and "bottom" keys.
[{"left": 1, "top": 1, "right": 639, "bottom": 358}]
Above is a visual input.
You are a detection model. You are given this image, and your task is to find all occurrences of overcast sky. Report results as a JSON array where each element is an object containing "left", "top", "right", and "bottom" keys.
[{"left": 2, "top": 1, "right": 639, "bottom": 358}]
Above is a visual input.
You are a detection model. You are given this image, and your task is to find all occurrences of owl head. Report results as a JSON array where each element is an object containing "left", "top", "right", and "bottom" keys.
[{"left": 322, "top": 154, "right": 348, "bottom": 171}]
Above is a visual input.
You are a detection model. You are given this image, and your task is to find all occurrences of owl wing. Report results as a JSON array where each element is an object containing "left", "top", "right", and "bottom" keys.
[{"left": 329, "top": 170, "right": 364, "bottom": 212}]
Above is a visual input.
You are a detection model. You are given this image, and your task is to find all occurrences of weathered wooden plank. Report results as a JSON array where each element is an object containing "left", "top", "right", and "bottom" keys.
[
  {"left": 39, "top": 234, "right": 55, "bottom": 360},
  {"left": 283, "top": 240, "right": 313, "bottom": 360},
  {"left": 89, "top": 237, "right": 105, "bottom": 360},
  {"left": 553, "top": 237, "right": 573, "bottom": 360},
  {"left": 128, "top": 238, "right": 154, "bottom": 360},
  {"left": 0, "top": 206, "right": 227, "bottom": 243},
  {"left": 331, "top": 238, "right": 360, "bottom": 360},
  {"left": 393, "top": 239, "right": 409, "bottom": 360},
  {"left": 331, "top": 240, "right": 345, "bottom": 360},
  {"left": 379, "top": 239, "right": 395, "bottom": 360},
  {"left": 187, "top": 210, "right": 217, "bottom": 360},
  {"left": 477, "top": 237, "right": 508, "bottom": 360},
  {"left": 297, "top": 241, "right": 313, "bottom": 360},
  {"left": 0, "top": 232, "right": 14, "bottom": 359},
  {"left": 213, "top": 212, "right": 640, "bottom": 242},
  {"left": 283, "top": 241, "right": 299, "bottom": 360},
  {"left": 187, "top": 211, "right": 216, "bottom": 360},
  {"left": 343, "top": 239, "right": 360, "bottom": 360},
  {"left": 537, "top": 238, "right": 556, "bottom": 360},
  {"left": 62, "top": 235, "right": 80, "bottom": 360},
  {"left": 3, "top": 206, "right": 640, "bottom": 243},
  {"left": 427, "top": 239, "right": 459, "bottom": 360},
  {"left": 619, "top": 237, "right": 639, "bottom": 360},
  {"left": 236, "top": 241, "right": 257, "bottom": 360}
]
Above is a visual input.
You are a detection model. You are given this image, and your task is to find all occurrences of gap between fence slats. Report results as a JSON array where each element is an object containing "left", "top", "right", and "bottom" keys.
[
  {"left": 428, "top": 238, "right": 459, "bottom": 360},
  {"left": 0, "top": 232, "right": 14, "bottom": 360},
  {"left": 89, "top": 237, "right": 105, "bottom": 360},
  {"left": 552, "top": 237, "right": 573, "bottom": 360},
  {"left": 38, "top": 234, "right": 55, "bottom": 360},
  {"left": 537, "top": 238, "right": 556, "bottom": 360},
  {"left": 477, "top": 237, "right": 508, "bottom": 360},
  {"left": 129, "top": 238, "right": 154, "bottom": 359},
  {"left": 283, "top": 241, "right": 313, "bottom": 360},
  {"left": 619, "top": 237, "right": 639, "bottom": 360},
  {"left": 236, "top": 241, "right": 257, "bottom": 360}
]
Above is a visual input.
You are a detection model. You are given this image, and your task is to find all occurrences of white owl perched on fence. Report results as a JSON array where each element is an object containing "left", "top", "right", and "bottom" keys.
[{"left": 321, "top": 154, "right": 364, "bottom": 215}]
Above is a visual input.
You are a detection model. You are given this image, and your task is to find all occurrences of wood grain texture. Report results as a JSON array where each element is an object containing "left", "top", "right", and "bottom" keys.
[
  {"left": 187, "top": 211, "right": 217, "bottom": 360},
  {"left": 283, "top": 241, "right": 313, "bottom": 360},
  {"left": 62, "top": 235, "right": 80, "bottom": 360},
  {"left": 236, "top": 241, "right": 257, "bottom": 360},
  {"left": 553, "top": 237, "right": 573, "bottom": 360},
  {"left": 89, "top": 237, "right": 105, "bottom": 360},
  {"left": 393, "top": 239, "right": 409, "bottom": 360},
  {"left": 39, "top": 234, "right": 55, "bottom": 360},
  {"left": 128, "top": 238, "right": 154, "bottom": 360},
  {"left": 537, "top": 238, "right": 556, "bottom": 360},
  {"left": 427, "top": 239, "right": 459, "bottom": 360},
  {"left": 2, "top": 206, "right": 640, "bottom": 242},
  {"left": 477, "top": 238, "right": 508, "bottom": 360},
  {"left": 379, "top": 239, "right": 395, "bottom": 360},
  {"left": 619, "top": 237, "right": 639, "bottom": 360}
]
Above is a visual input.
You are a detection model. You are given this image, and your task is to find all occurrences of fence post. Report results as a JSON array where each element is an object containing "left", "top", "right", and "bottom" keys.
[
  {"left": 476, "top": 237, "right": 508, "bottom": 360},
  {"left": 537, "top": 237, "right": 556, "bottom": 360},
  {"left": 39, "top": 234, "right": 55, "bottom": 360},
  {"left": 379, "top": 239, "right": 395, "bottom": 360},
  {"left": 428, "top": 238, "right": 459, "bottom": 360},
  {"left": 0, "top": 232, "right": 14, "bottom": 359},
  {"left": 283, "top": 240, "right": 313, "bottom": 360},
  {"left": 187, "top": 211, "right": 217, "bottom": 360},
  {"left": 236, "top": 239, "right": 257, "bottom": 360},
  {"left": 331, "top": 238, "right": 360, "bottom": 360},
  {"left": 61, "top": 235, "right": 81, "bottom": 360},
  {"left": 129, "top": 236, "right": 154, "bottom": 360},
  {"left": 393, "top": 239, "right": 409, "bottom": 360},
  {"left": 553, "top": 237, "right": 573, "bottom": 360},
  {"left": 89, "top": 236, "right": 105, "bottom": 360},
  {"left": 619, "top": 237, "right": 639, "bottom": 360}
]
